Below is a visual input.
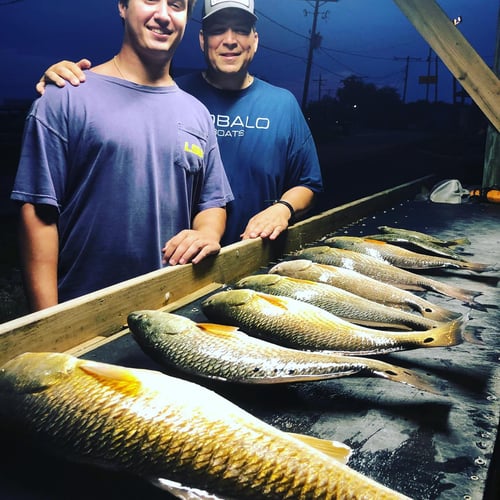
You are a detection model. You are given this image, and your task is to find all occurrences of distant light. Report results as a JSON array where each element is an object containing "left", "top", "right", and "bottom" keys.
[{"left": 453, "top": 16, "right": 462, "bottom": 26}]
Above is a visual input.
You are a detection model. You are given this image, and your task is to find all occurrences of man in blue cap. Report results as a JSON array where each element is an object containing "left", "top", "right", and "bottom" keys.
[{"left": 37, "top": 0, "right": 324, "bottom": 245}]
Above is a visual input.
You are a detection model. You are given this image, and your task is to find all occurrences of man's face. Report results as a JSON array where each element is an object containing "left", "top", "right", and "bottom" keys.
[
  {"left": 200, "top": 9, "right": 258, "bottom": 76},
  {"left": 120, "top": 0, "right": 188, "bottom": 58}
]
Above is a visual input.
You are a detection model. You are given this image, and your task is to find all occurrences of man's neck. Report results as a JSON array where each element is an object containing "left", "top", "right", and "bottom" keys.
[
  {"left": 203, "top": 70, "right": 254, "bottom": 91},
  {"left": 100, "top": 48, "right": 174, "bottom": 87}
]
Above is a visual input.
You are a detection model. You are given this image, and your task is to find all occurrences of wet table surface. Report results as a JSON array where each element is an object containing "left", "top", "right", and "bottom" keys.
[{"left": 1, "top": 199, "right": 499, "bottom": 499}]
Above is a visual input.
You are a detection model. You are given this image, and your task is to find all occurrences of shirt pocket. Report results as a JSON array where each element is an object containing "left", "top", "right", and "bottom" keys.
[{"left": 174, "top": 124, "right": 207, "bottom": 174}]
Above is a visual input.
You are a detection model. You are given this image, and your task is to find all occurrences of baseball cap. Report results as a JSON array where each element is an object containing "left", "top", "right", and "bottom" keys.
[{"left": 202, "top": 0, "right": 257, "bottom": 21}]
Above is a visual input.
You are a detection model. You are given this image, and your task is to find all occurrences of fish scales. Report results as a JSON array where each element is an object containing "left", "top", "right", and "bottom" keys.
[
  {"left": 292, "top": 246, "right": 484, "bottom": 308},
  {"left": 128, "top": 310, "right": 437, "bottom": 391},
  {"left": 236, "top": 274, "right": 441, "bottom": 331},
  {"left": 323, "top": 236, "right": 495, "bottom": 272},
  {"left": 201, "top": 289, "right": 463, "bottom": 355},
  {"left": 269, "top": 259, "right": 461, "bottom": 322},
  {"left": 0, "top": 352, "right": 410, "bottom": 499}
]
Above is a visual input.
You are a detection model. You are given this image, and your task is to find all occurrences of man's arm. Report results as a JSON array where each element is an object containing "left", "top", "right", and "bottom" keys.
[
  {"left": 36, "top": 59, "right": 92, "bottom": 95},
  {"left": 18, "top": 203, "right": 59, "bottom": 311},
  {"left": 240, "top": 186, "right": 315, "bottom": 241},
  {"left": 162, "top": 207, "right": 226, "bottom": 266}
]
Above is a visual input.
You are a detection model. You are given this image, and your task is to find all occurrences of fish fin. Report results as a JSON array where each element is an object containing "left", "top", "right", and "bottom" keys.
[
  {"left": 287, "top": 433, "right": 352, "bottom": 464},
  {"left": 286, "top": 276, "right": 322, "bottom": 286},
  {"left": 197, "top": 323, "right": 242, "bottom": 338},
  {"left": 149, "top": 477, "right": 230, "bottom": 500},
  {"left": 79, "top": 361, "right": 143, "bottom": 395},
  {"left": 363, "top": 238, "right": 386, "bottom": 246},
  {"left": 255, "top": 292, "right": 290, "bottom": 309}
]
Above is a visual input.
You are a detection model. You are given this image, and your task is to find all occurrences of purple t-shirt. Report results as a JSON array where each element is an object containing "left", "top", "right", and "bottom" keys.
[{"left": 12, "top": 71, "right": 233, "bottom": 301}]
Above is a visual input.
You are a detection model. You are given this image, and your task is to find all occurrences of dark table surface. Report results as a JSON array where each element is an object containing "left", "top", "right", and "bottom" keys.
[{"left": 2, "top": 198, "right": 499, "bottom": 500}]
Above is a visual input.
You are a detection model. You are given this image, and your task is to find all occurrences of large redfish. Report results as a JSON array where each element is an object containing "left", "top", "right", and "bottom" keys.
[
  {"left": 269, "top": 259, "right": 461, "bottom": 322},
  {"left": 235, "top": 273, "right": 442, "bottom": 331},
  {"left": 292, "top": 246, "right": 485, "bottom": 309},
  {"left": 0, "top": 352, "right": 411, "bottom": 500},
  {"left": 323, "top": 236, "right": 496, "bottom": 272},
  {"left": 201, "top": 289, "right": 464, "bottom": 355},
  {"left": 128, "top": 310, "right": 436, "bottom": 392}
]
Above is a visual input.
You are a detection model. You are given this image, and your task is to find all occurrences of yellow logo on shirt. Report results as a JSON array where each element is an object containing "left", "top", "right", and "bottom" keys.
[{"left": 184, "top": 142, "right": 203, "bottom": 158}]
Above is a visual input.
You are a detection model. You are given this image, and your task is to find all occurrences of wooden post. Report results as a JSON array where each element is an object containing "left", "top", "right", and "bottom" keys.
[
  {"left": 392, "top": 0, "right": 500, "bottom": 132},
  {"left": 483, "top": 8, "right": 500, "bottom": 188}
]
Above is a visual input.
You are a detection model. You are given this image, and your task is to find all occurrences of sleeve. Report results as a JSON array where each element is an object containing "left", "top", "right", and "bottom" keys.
[
  {"left": 285, "top": 96, "right": 324, "bottom": 194},
  {"left": 11, "top": 93, "right": 69, "bottom": 210}
]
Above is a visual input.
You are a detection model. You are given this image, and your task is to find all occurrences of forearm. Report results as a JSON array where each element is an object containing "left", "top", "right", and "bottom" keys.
[
  {"left": 277, "top": 186, "right": 316, "bottom": 221},
  {"left": 19, "top": 203, "right": 59, "bottom": 311},
  {"left": 192, "top": 207, "right": 227, "bottom": 242}
]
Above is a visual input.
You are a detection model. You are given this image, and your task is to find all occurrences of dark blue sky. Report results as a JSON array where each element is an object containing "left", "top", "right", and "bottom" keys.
[{"left": 0, "top": 0, "right": 497, "bottom": 105}]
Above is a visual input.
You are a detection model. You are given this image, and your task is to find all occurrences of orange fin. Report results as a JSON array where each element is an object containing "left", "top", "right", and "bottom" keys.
[
  {"left": 287, "top": 432, "right": 352, "bottom": 464},
  {"left": 79, "top": 361, "right": 142, "bottom": 396},
  {"left": 197, "top": 323, "right": 242, "bottom": 339}
]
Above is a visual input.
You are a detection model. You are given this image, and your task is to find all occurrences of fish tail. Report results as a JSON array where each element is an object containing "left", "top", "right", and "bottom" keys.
[
  {"left": 368, "top": 361, "right": 438, "bottom": 394},
  {"left": 448, "top": 237, "right": 471, "bottom": 246},
  {"left": 418, "top": 317, "right": 464, "bottom": 348},
  {"left": 459, "top": 261, "right": 499, "bottom": 273},
  {"left": 419, "top": 304, "right": 463, "bottom": 322},
  {"left": 425, "top": 279, "right": 483, "bottom": 305}
]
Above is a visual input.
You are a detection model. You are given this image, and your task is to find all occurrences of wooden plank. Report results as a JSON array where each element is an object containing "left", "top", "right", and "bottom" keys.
[
  {"left": 0, "top": 176, "right": 430, "bottom": 366},
  {"left": 392, "top": 0, "right": 500, "bottom": 131}
]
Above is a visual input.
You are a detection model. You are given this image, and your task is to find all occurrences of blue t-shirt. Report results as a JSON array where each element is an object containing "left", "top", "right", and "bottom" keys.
[
  {"left": 177, "top": 73, "right": 323, "bottom": 245},
  {"left": 12, "top": 71, "right": 233, "bottom": 302}
]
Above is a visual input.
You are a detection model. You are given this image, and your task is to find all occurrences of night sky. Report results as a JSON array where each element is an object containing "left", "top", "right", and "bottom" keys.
[{"left": 0, "top": 0, "right": 497, "bottom": 105}]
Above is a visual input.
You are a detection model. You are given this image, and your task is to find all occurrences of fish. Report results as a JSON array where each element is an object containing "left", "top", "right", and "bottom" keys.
[
  {"left": 291, "top": 246, "right": 485, "bottom": 309},
  {"left": 201, "top": 289, "right": 464, "bottom": 356},
  {"left": 363, "top": 233, "right": 471, "bottom": 261},
  {"left": 269, "top": 259, "right": 462, "bottom": 322},
  {"left": 323, "top": 236, "right": 496, "bottom": 273},
  {"left": 235, "top": 274, "right": 443, "bottom": 331},
  {"left": 128, "top": 310, "right": 436, "bottom": 392},
  {"left": 377, "top": 225, "right": 471, "bottom": 247},
  {"left": 0, "top": 352, "right": 411, "bottom": 500}
]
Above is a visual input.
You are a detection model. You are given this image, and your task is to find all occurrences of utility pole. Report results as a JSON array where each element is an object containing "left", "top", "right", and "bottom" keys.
[
  {"left": 394, "top": 55, "right": 422, "bottom": 103},
  {"left": 313, "top": 73, "right": 327, "bottom": 100},
  {"left": 300, "top": 0, "right": 339, "bottom": 110}
]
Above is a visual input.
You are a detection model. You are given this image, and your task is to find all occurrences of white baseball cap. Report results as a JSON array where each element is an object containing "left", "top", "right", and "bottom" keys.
[{"left": 203, "top": 0, "right": 257, "bottom": 21}]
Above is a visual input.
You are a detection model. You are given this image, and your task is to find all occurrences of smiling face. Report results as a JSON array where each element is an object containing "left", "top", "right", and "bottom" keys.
[
  {"left": 119, "top": 0, "right": 189, "bottom": 59},
  {"left": 200, "top": 8, "right": 258, "bottom": 81}
]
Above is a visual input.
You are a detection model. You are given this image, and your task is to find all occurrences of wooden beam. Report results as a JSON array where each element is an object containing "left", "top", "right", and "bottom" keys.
[{"left": 392, "top": 0, "right": 500, "bottom": 132}]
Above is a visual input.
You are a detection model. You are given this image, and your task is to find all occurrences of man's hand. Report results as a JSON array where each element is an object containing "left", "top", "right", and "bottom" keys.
[
  {"left": 162, "top": 207, "right": 226, "bottom": 265},
  {"left": 240, "top": 203, "right": 292, "bottom": 241},
  {"left": 36, "top": 59, "right": 92, "bottom": 95},
  {"left": 162, "top": 230, "right": 221, "bottom": 266}
]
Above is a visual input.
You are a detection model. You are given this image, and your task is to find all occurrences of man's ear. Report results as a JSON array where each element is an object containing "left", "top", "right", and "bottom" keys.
[
  {"left": 254, "top": 31, "right": 259, "bottom": 54},
  {"left": 199, "top": 29, "right": 205, "bottom": 52},
  {"left": 118, "top": 2, "right": 126, "bottom": 18}
]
